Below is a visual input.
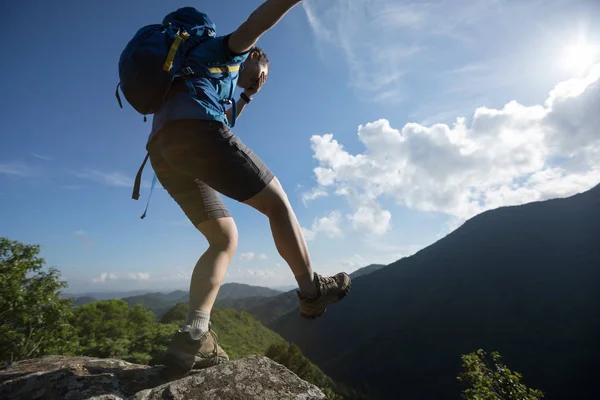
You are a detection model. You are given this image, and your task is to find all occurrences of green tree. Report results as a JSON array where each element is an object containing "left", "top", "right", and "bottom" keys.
[
  {"left": 457, "top": 349, "right": 544, "bottom": 400},
  {"left": 71, "top": 299, "right": 158, "bottom": 363},
  {"left": 160, "top": 302, "right": 188, "bottom": 324},
  {"left": 265, "top": 342, "right": 368, "bottom": 400},
  {"left": 129, "top": 322, "right": 180, "bottom": 365},
  {"left": 0, "top": 237, "right": 78, "bottom": 367}
]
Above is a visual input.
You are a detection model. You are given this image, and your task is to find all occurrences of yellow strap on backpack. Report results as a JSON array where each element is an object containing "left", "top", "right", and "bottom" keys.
[{"left": 163, "top": 31, "right": 189, "bottom": 72}]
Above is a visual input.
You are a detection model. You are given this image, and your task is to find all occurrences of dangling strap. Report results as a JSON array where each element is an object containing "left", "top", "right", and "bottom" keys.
[
  {"left": 140, "top": 174, "right": 157, "bottom": 219},
  {"left": 132, "top": 152, "right": 149, "bottom": 200},
  {"left": 115, "top": 83, "right": 123, "bottom": 108}
]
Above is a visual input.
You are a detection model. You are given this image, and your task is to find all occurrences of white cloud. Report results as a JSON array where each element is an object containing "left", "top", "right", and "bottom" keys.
[
  {"left": 32, "top": 153, "right": 53, "bottom": 161},
  {"left": 92, "top": 273, "right": 107, "bottom": 283},
  {"left": 177, "top": 269, "right": 192, "bottom": 279},
  {"left": 91, "top": 271, "right": 149, "bottom": 283},
  {"left": 302, "top": 0, "right": 508, "bottom": 102},
  {"left": 303, "top": 0, "right": 425, "bottom": 102},
  {"left": 158, "top": 268, "right": 192, "bottom": 281},
  {"left": 305, "top": 65, "right": 600, "bottom": 224},
  {"left": 73, "top": 170, "right": 132, "bottom": 187},
  {"left": 313, "top": 254, "right": 390, "bottom": 276},
  {"left": 340, "top": 254, "right": 366, "bottom": 269},
  {"left": 91, "top": 272, "right": 118, "bottom": 283},
  {"left": 347, "top": 204, "right": 392, "bottom": 236},
  {"left": 239, "top": 252, "right": 268, "bottom": 261},
  {"left": 303, "top": 0, "right": 587, "bottom": 106},
  {"left": 225, "top": 267, "right": 289, "bottom": 286},
  {"left": 0, "top": 162, "right": 38, "bottom": 177},
  {"left": 73, "top": 230, "right": 94, "bottom": 247},
  {"left": 301, "top": 186, "right": 328, "bottom": 205},
  {"left": 302, "top": 211, "right": 344, "bottom": 241},
  {"left": 128, "top": 272, "right": 150, "bottom": 281}
]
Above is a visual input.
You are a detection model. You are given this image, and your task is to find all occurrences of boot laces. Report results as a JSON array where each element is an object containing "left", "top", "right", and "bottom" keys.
[{"left": 318, "top": 274, "right": 340, "bottom": 295}]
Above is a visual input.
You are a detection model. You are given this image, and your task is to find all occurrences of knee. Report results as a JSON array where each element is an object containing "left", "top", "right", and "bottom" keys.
[
  {"left": 212, "top": 225, "right": 238, "bottom": 253},
  {"left": 200, "top": 218, "right": 239, "bottom": 254},
  {"left": 255, "top": 177, "right": 291, "bottom": 217}
]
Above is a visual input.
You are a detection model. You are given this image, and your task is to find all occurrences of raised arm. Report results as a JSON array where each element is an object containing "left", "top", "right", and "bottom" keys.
[{"left": 227, "top": 0, "right": 303, "bottom": 54}]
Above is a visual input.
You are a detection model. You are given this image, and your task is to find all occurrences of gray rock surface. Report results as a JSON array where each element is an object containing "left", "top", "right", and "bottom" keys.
[{"left": 0, "top": 354, "right": 326, "bottom": 400}]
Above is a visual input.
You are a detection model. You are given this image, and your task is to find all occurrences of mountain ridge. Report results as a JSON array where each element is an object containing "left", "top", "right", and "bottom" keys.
[{"left": 270, "top": 184, "right": 600, "bottom": 399}]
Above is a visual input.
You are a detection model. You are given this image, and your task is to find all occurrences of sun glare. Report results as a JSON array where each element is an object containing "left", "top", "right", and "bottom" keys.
[{"left": 562, "top": 41, "right": 598, "bottom": 74}]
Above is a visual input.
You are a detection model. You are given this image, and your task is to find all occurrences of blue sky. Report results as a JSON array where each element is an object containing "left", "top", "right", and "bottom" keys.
[{"left": 2, "top": 0, "right": 600, "bottom": 293}]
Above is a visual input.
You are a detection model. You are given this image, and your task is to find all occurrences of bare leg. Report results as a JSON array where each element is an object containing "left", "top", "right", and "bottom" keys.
[
  {"left": 243, "top": 177, "right": 312, "bottom": 278},
  {"left": 244, "top": 176, "right": 351, "bottom": 319},
  {"left": 188, "top": 217, "right": 238, "bottom": 314}
]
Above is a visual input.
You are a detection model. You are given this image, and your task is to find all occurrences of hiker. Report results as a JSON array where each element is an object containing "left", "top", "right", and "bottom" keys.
[{"left": 141, "top": 1, "right": 352, "bottom": 373}]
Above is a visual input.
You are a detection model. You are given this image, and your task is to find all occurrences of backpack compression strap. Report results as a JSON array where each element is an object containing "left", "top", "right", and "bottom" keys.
[{"left": 163, "top": 31, "right": 189, "bottom": 72}]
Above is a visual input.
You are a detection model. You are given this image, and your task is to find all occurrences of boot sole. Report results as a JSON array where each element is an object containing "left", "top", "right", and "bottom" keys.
[
  {"left": 300, "top": 278, "right": 352, "bottom": 320},
  {"left": 162, "top": 352, "right": 193, "bottom": 378},
  {"left": 193, "top": 356, "right": 229, "bottom": 369}
]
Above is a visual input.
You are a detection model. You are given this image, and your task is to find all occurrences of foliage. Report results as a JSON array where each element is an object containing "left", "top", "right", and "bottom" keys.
[
  {"left": 129, "top": 322, "right": 180, "bottom": 365},
  {"left": 0, "top": 237, "right": 366, "bottom": 398},
  {"left": 203, "top": 308, "right": 288, "bottom": 360},
  {"left": 70, "top": 299, "right": 176, "bottom": 365},
  {"left": 160, "top": 303, "right": 289, "bottom": 360},
  {"left": 265, "top": 342, "right": 369, "bottom": 400},
  {"left": 457, "top": 349, "right": 544, "bottom": 400},
  {"left": 160, "top": 301, "right": 188, "bottom": 324},
  {"left": 0, "top": 237, "right": 78, "bottom": 367}
]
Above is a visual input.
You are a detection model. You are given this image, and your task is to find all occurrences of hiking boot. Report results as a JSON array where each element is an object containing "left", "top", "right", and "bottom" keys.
[
  {"left": 297, "top": 272, "right": 351, "bottom": 319},
  {"left": 162, "top": 323, "right": 229, "bottom": 375}
]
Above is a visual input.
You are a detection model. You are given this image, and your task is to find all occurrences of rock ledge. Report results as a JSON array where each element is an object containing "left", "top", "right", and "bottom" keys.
[{"left": 0, "top": 354, "right": 326, "bottom": 400}]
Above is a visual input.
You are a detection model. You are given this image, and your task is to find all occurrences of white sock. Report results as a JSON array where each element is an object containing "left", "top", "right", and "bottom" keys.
[
  {"left": 182, "top": 310, "right": 210, "bottom": 340},
  {"left": 296, "top": 271, "right": 317, "bottom": 297}
]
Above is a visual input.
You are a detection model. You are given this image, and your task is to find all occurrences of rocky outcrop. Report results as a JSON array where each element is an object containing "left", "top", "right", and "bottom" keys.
[{"left": 0, "top": 354, "right": 326, "bottom": 400}]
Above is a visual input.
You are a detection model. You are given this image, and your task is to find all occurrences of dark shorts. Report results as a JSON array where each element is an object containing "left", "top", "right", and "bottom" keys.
[{"left": 148, "top": 119, "right": 274, "bottom": 226}]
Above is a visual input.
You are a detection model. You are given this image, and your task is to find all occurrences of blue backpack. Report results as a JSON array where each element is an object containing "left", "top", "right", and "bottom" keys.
[
  {"left": 116, "top": 7, "right": 216, "bottom": 119},
  {"left": 116, "top": 7, "right": 224, "bottom": 219}
]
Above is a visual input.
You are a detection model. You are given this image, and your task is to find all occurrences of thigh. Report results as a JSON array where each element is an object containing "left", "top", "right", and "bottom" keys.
[
  {"left": 148, "top": 135, "right": 230, "bottom": 226},
  {"left": 157, "top": 119, "right": 275, "bottom": 203}
]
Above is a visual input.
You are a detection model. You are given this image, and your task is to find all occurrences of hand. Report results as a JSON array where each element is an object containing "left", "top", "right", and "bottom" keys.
[{"left": 244, "top": 72, "right": 267, "bottom": 97}]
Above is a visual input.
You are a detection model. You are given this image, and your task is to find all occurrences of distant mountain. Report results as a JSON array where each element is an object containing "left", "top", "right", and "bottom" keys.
[
  {"left": 216, "top": 265, "right": 389, "bottom": 326},
  {"left": 271, "top": 184, "right": 600, "bottom": 399},
  {"left": 61, "top": 290, "right": 150, "bottom": 300},
  {"left": 116, "top": 283, "right": 281, "bottom": 319},
  {"left": 216, "top": 282, "right": 281, "bottom": 299},
  {"left": 218, "top": 291, "right": 299, "bottom": 326},
  {"left": 349, "top": 264, "right": 386, "bottom": 279},
  {"left": 215, "top": 296, "right": 275, "bottom": 313},
  {"left": 70, "top": 296, "right": 97, "bottom": 307},
  {"left": 121, "top": 292, "right": 186, "bottom": 318},
  {"left": 271, "top": 285, "right": 298, "bottom": 292}
]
